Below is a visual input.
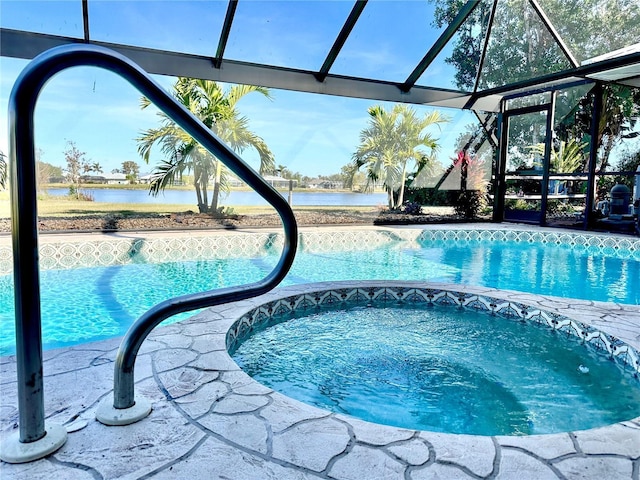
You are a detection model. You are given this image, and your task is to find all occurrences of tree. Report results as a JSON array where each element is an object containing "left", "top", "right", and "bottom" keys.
[
  {"left": 429, "top": 0, "right": 640, "bottom": 91},
  {"left": 137, "top": 78, "right": 275, "bottom": 213},
  {"left": 121, "top": 160, "right": 140, "bottom": 183},
  {"left": 593, "top": 86, "right": 639, "bottom": 172},
  {"left": 561, "top": 84, "right": 640, "bottom": 172},
  {"left": 429, "top": 0, "right": 491, "bottom": 90},
  {"left": 34, "top": 148, "right": 64, "bottom": 191},
  {"left": 538, "top": 0, "right": 640, "bottom": 63},
  {"left": 340, "top": 163, "right": 365, "bottom": 190},
  {"left": 528, "top": 139, "right": 587, "bottom": 194},
  {"left": 600, "top": 148, "right": 640, "bottom": 193},
  {"left": 616, "top": 149, "right": 640, "bottom": 175},
  {"left": 64, "top": 141, "right": 102, "bottom": 198},
  {"left": 429, "top": 0, "right": 640, "bottom": 171},
  {"left": 37, "top": 161, "right": 62, "bottom": 188},
  {"left": 275, "top": 164, "right": 292, "bottom": 178},
  {"left": 351, "top": 105, "right": 447, "bottom": 209},
  {"left": 529, "top": 139, "right": 586, "bottom": 173}
]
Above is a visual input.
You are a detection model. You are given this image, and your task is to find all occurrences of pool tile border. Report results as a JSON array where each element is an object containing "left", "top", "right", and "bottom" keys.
[
  {"left": 416, "top": 229, "right": 640, "bottom": 260},
  {"left": 1, "top": 227, "right": 638, "bottom": 274},
  {"left": 0, "top": 232, "right": 283, "bottom": 274}
]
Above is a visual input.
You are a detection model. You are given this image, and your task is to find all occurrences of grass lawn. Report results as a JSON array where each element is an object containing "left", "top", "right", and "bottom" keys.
[
  {"left": 0, "top": 191, "right": 188, "bottom": 218},
  {"left": 0, "top": 190, "right": 376, "bottom": 218}
]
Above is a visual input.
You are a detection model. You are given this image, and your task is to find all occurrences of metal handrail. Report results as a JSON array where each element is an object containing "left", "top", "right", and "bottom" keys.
[{"left": 8, "top": 44, "right": 297, "bottom": 445}]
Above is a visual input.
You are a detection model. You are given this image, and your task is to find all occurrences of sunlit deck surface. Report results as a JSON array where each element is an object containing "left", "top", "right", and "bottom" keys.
[{"left": 1, "top": 225, "right": 639, "bottom": 479}]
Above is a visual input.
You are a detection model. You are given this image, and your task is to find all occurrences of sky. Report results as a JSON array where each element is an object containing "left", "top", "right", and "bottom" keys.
[{"left": 0, "top": 0, "right": 485, "bottom": 178}]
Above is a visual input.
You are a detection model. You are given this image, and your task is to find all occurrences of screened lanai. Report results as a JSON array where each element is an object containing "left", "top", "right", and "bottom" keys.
[
  {"left": 1, "top": 0, "right": 639, "bottom": 231},
  {"left": 2, "top": 1, "right": 640, "bottom": 471}
]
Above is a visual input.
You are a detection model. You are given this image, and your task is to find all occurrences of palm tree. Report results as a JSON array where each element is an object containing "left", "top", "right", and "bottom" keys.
[
  {"left": 529, "top": 139, "right": 587, "bottom": 194},
  {"left": 352, "top": 105, "right": 447, "bottom": 209},
  {"left": 137, "top": 78, "right": 275, "bottom": 213}
]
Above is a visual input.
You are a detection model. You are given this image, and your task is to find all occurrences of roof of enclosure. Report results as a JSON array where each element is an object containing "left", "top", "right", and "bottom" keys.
[{"left": 1, "top": 0, "right": 639, "bottom": 112}]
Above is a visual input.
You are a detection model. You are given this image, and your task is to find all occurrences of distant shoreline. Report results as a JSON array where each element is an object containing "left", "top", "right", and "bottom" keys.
[{"left": 44, "top": 183, "right": 381, "bottom": 194}]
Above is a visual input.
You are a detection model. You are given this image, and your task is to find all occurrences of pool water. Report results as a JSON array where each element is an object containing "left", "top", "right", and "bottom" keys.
[
  {"left": 285, "top": 240, "right": 640, "bottom": 304},
  {"left": 0, "top": 258, "right": 264, "bottom": 354},
  {"left": 231, "top": 303, "right": 640, "bottom": 435},
  {"left": 0, "top": 237, "right": 638, "bottom": 354},
  {"left": 411, "top": 239, "right": 639, "bottom": 303}
]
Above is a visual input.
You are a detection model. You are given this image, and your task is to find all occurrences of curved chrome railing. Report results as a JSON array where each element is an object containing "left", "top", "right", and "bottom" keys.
[{"left": 6, "top": 44, "right": 297, "bottom": 458}]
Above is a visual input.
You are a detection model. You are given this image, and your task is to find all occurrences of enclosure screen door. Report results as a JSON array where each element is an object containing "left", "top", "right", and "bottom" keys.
[{"left": 501, "top": 105, "right": 552, "bottom": 224}]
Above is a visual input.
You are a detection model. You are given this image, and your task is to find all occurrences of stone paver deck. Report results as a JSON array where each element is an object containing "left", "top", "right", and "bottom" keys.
[{"left": 2, "top": 278, "right": 639, "bottom": 479}]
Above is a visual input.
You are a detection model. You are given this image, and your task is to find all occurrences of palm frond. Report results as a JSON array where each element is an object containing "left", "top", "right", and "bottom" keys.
[
  {"left": 528, "top": 139, "right": 586, "bottom": 173},
  {"left": 137, "top": 76, "right": 275, "bottom": 211},
  {"left": 148, "top": 159, "right": 186, "bottom": 196},
  {"left": 227, "top": 85, "right": 272, "bottom": 109},
  {"left": 139, "top": 96, "right": 152, "bottom": 110},
  {"left": 353, "top": 104, "right": 448, "bottom": 207}
]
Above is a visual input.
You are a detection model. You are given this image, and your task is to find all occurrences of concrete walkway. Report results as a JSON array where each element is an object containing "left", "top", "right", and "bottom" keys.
[{"left": 2, "top": 280, "right": 639, "bottom": 479}]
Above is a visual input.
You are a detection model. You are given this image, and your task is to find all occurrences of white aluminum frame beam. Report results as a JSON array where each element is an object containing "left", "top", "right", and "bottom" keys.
[{"left": 0, "top": 29, "right": 480, "bottom": 110}]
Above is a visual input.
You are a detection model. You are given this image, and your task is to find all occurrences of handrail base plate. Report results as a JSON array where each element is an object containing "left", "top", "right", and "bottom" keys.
[
  {"left": 0, "top": 424, "right": 67, "bottom": 463},
  {"left": 96, "top": 396, "right": 152, "bottom": 426}
]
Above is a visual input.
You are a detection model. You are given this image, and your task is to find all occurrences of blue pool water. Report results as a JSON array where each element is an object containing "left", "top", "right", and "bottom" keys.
[
  {"left": 231, "top": 303, "right": 640, "bottom": 435},
  {"left": 0, "top": 237, "right": 638, "bottom": 354}
]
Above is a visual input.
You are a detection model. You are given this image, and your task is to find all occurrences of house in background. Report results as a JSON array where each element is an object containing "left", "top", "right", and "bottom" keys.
[
  {"left": 307, "top": 178, "right": 343, "bottom": 189},
  {"left": 139, "top": 173, "right": 153, "bottom": 184},
  {"left": 81, "top": 173, "right": 129, "bottom": 184},
  {"left": 263, "top": 174, "right": 294, "bottom": 189},
  {"left": 104, "top": 173, "right": 128, "bottom": 184}
]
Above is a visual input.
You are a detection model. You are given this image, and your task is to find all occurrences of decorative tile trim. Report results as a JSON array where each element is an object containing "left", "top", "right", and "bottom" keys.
[
  {"left": 299, "top": 230, "right": 401, "bottom": 252},
  {"left": 0, "top": 245, "right": 11, "bottom": 274},
  {"left": 417, "top": 229, "right": 640, "bottom": 259},
  {"left": 1, "top": 228, "right": 638, "bottom": 275},
  {"left": 226, "top": 285, "right": 640, "bottom": 379},
  {"left": 0, "top": 233, "right": 279, "bottom": 274},
  {"left": 0, "top": 230, "right": 403, "bottom": 274}
]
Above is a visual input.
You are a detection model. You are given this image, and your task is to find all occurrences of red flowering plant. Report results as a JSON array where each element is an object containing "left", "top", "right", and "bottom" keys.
[{"left": 454, "top": 150, "right": 490, "bottom": 219}]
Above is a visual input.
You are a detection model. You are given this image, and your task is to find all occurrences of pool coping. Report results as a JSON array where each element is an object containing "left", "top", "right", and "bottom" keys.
[
  {"left": 1, "top": 279, "right": 639, "bottom": 479},
  {"left": 1, "top": 224, "right": 639, "bottom": 478}
]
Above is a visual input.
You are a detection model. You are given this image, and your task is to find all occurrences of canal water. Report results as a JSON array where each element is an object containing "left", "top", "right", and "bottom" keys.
[{"left": 46, "top": 188, "right": 387, "bottom": 206}]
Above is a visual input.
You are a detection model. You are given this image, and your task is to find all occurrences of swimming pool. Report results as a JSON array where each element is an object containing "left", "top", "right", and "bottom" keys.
[
  {"left": 230, "top": 292, "right": 640, "bottom": 435},
  {"left": 0, "top": 228, "right": 638, "bottom": 355}
]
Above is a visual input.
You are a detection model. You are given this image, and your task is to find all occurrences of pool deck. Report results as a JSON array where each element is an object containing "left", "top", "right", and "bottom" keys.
[{"left": 1, "top": 225, "right": 639, "bottom": 479}]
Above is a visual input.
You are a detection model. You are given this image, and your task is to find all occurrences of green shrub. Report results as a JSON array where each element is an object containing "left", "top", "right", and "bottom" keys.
[
  {"left": 505, "top": 199, "right": 539, "bottom": 211},
  {"left": 547, "top": 200, "right": 577, "bottom": 216},
  {"left": 454, "top": 190, "right": 483, "bottom": 219},
  {"left": 401, "top": 201, "right": 423, "bottom": 215},
  {"left": 404, "top": 187, "right": 453, "bottom": 206}
]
